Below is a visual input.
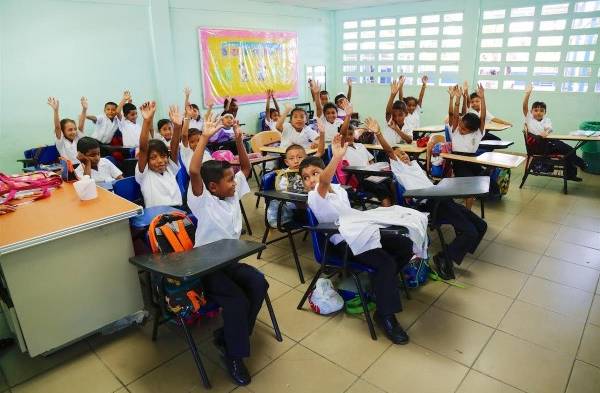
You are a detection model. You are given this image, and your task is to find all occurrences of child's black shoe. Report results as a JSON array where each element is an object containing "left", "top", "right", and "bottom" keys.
[{"left": 224, "top": 356, "right": 251, "bottom": 386}]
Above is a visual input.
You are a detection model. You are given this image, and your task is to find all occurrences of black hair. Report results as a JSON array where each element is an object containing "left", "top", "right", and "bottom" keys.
[
  {"left": 469, "top": 92, "right": 480, "bottom": 100},
  {"left": 403, "top": 96, "right": 417, "bottom": 105},
  {"left": 188, "top": 128, "right": 202, "bottom": 138},
  {"left": 269, "top": 108, "right": 279, "bottom": 115},
  {"left": 323, "top": 102, "right": 337, "bottom": 113},
  {"left": 285, "top": 144, "right": 305, "bottom": 155},
  {"left": 157, "top": 119, "right": 172, "bottom": 131},
  {"left": 290, "top": 107, "right": 307, "bottom": 118},
  {"left": 104, "top": 101, "right": 117, "bottom": 108},
  {"left": 299, "top": 156, "right": 325, "bottom": 176},
  {"left": 392, "top": 100, "right": 408, "bottom": 114},
  {"left": 59, "top": 118, "right": 76, "bottom": 131},
  {"left": 461, "top": 112, "right": 481, "bottom": 131},
  {"left": 221, "top": 110, "right": 235, "bottom": 117},
  {"left": 77, "top": 136, "right": 100, "bottom": 154},
  {"left": 123, "top": 103, "right": 137, "bottom": 117},
  {"left": 532, "top": 101, "right": 547, "bottom": 111},
  {"left": 147, "top": 139, "right": 169, "bottom": 159},
  {"left": 319, "top": 90, "right": 329, "bottom": 96},
  {"left": 190, "top": 103, "right": 199, "bottom": 110},
  {"left": 334, "top": 94, "right": 346, "bottom": 105},
  {"left": 200, "top": 160, "right": 232, "bottom": 188}
]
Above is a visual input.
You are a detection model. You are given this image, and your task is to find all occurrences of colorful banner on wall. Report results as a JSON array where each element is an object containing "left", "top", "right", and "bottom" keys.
[{"left": 198, "top": 28, "right": 298, "bottom": 106}]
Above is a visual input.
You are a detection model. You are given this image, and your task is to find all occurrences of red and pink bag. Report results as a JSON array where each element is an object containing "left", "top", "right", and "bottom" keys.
[{"left": 0, "top": 171, "right": 62, "bottom": 205}]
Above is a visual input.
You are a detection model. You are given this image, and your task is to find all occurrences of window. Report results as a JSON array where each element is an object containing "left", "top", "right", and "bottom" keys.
[
  {"left": 503, "top": 80, "right": 527, "bottom": 89},
  {"left": 483, "top": 9, "right": 506, "bottom": 19},
  {"left": 479, "top": 66, "right": 501, "bottom": 75},
  {"left": 537, "top": 36, "right": 564, "bottom": 46},
  {"left": 443, "top": 26, "right": 463, "bottom": 35},
  {"left": 380, "top": 18, "right": 396, "bottom": 26},
  {"left": 343, "top": 42, "right": 357, "bottom": 51},
  {"left": 360, "top": 41, "right": 376, "bottom": 50},
  {"left": 420, "top": 26, "right": 439, "bottom": 35},
  {"left": 534, "top": 66, "right": 559, "bottom": 76},
  {"left": 481, "top": 38, "right": 503, "bottom": 47},
  {"left": 575, "top": 1, "right": 600, "bottom": 12},
  {"left": 542, "top": 3, "right": 570, "bottom": 14},
  {"left": 399, "top": 16, "right": 417, "bottom": 24},
  {"left": 399, "top": 28, "right": 416, "bottom": 37},
  {"left": 398, "top": 65, "right": 414, "bottom": 73},
  {"left": 421, "top": 14, "right": 440, "bottom": 23},
  {"left": 482, "top": 24, "right": 505, "bottom": 34},
  {"left": 379, "top": 29, "right": 395, "bottom": 38},
  {"left": 480, "top": 52, "right": 502, "bottom": 62},
  {"left": 398, "top": 40, "right": 415, "bottom": 48},
  {"left": 444, "top": 13, "right": 463, "bottom": 22},
  {"left": 507, "top": 52, "right": 530, "bottom": 61},
  {"left": 569, "top": 34, "right": 598, "bottom": 44},
  {"left": 419, "top": 52, "right": 437, "bottom": 61},
  {"left": 343, "top": 21, "right": 358, "bottom": 29},
  {"left": 505, "top": 66, "right": 528, "bottom": 76},
  {"left": 508, "top": 36, "right": 532, "bottom": 46},
  {"left": 379, "top": 53, "right": 394, "bottom": 61},
  {"left": 378, "top": 41, "right": 395, "bottom": 50},
  {"left": 442, "top": 39, "right": 462, "bottom": 48},
  {"left": 360, "top": 31, "right": 376, "bottom": 39},
  {"left": 343, "top": 32, "right": 358, "bottom": 40},
  {"left": 535, "top": 52, "right": 562, "bottom": 62},
  {"left": 564, "top": 66, "right": 592, "bottom": 76},
  {"left": 540, "top": 19, "right": 567, "bottom": 31},
  {"left": 566, "top": 50, "right": 595, "bottom": 61},
  {"left": 360, "top": 19, "right": 376, "bottom": 28},
  {"left": 572, "top": 17, "right": 600, "bottom": 28},
  {"left": 562, "top": 81, "right": 588, "bottom": 92},
  {"left": 420, "top": 40, "right": 438, "bottom": 48},
  {"left": 511, "top": 7, "right": 535, "bottom": 17},
  {"left": 509, "top": 21, "right": 535, "bottom": 32}
]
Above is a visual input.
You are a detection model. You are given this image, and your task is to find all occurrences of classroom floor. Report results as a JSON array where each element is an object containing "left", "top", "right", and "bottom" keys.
[{"left": 2, "top": 166, "right": 600, "bottom": 393}]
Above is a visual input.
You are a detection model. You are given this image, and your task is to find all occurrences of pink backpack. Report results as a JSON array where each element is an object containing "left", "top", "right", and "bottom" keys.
[
  {"left": 211, "top": 151, "right": 263, "bottom": 174},
  {"left": 335, "top": 159, "right": 359, "bottom": 189},
  {"left": 0, "top": 171, "right": 63, "bottom": 204}
]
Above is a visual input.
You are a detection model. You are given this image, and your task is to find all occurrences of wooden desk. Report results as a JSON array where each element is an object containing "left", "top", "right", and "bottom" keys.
[
  {"left": 260, "top": 146, "right": 317, "bottom": 155},
  {"left": 403, "top": 176, "right": 490, "bottom": 199},
  {"left": 545, "top": 134, "right": 600, "bottom": 142},
  {"left": 413, "top": 125, "right": 445, "bottom": 133},
  {"left": 485, "top": 123, "right": 511, "bottom": 132},
  {"left": 0, "top": 184, "right": 143, "bottom": 356},
  {"left": 479, "top": 140, "right": 514, "bottom": 149},
  {"left": 441, "top": 152, "right": 526, "bottom": 169},
  {"left": 363, "top": 143, "right": 427, "bottom": 155}
]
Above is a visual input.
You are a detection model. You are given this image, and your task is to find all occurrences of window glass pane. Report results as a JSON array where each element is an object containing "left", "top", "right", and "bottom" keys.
[
  {"left": 343, "top": 32, "right": 358, "bottom": 40},
  {"left": 439, "top": 76, "right": 459, "bottom": 86},
  {"left": 421, "top": 27, "right": 440, "bottom": 36},
  {"left": 360, "top": 19, "right": 376, "bottom": 28},
  {"left": 379, "top": 18, "right": 396, "bottom": 26},
  {"left": 507, "top": 36, "right": 532, "bottom": 46},
  {"left": 444, "top": 13, "right": 463, "bottom": 22},
  {"left": 481, "top": 38, "right": 503, "bottom": 47},
  {"left": 509, "top": 21, "right": 535, "bottom": 32},
  {"left": 360, "top": 41, "right": 375, "bottom": 50},
  {"left": 343, "top": 65, "right": 358, "bottom": 72},
  {"left": 379, "top": 53, "right": 394, "bottom": 61},
  {"left": 537, "top": 36, "right": 563, "bottom": 46},
  {"left": 379, "top": 76, "right": 393, "bottom": 84},
  {"left": 564, "top": 66, "right": 592, "bottom": 76},
  {"left": 343, "top": 21, "right": 358, "bottom": 29},
  {"left": 443, "top": 26, "right": 463, "bottom": 35},
  {"left": 566, "top": 50, "right": 595, "bottom": 61},
  {"left": 399, "top": 28, "right": 416, "bottom": 37},
  {"left": 359, "top": 65, "right": 376, "bottom": 73},
  {"left": 532, "top": 81, "right": 557, "bottom": 91},
  {"left": 397, "top": 53, "right": 415, "bottom": 61},
  {"left": 379, "top": 29, "right": 395, "bottom": 38},
  {"left": 503, "top": 80, "right": 527, "bottom": 89},
  {"left": 363, "top": 75, "right": 376, "bottom": 84},
  {"left": 535, "top": 52, "right": 561, "bottom": 62},
  {"left": 442, "top": 39, "right": 462, "bottom": 48},
  {"left": 505, "top": 66, "right": 528, "bottom": 76},
  {"left": 360, "top": 53, "right": 375, "bottom": 61},
  {"left": 399, "top": 16, "right": 417, "bottom": 24},
  {"left": 534, "top": 66, "right": 559, "bottom": 76},
  {"left": 479, "top": 66, "right": 501, "bottom": 75},
  {"left": 441, "top": 52, "right": 460, "bottom": 61},
  {"left": 540, "top": 19, "right": 566, "bottom": 30},
  {"left": 572, "top": 17, "right": 600, "bottom": 29},
  {"left": 378, "top": 65, "right": 393, "bottom": 73},
  {"left": 421, "top": 14, "right": 440, "bottom": 23},
  {"left": 379, "top": 41, "right": 395, "bottom": 50},
  {"left": 511, "top": 7, "right": 535, "bottom": 17},
  {"left": 483, "top": 9, "right": 506, "bottom": 20},
  {"left": 542, "top": 3, "right": 569, "bottom": 15},
  {"left": 575, "top": 1, "right": 600, "bottom": 12},
  {"left": 418, "top": 65, "right": 436, "bottom": 73},
  {"left": 402, "top": 77, "right": 414, "bottom": 85},
  {"left": 479, "top": 80, "right": 499, "bottom": 89},
  {"left": 482, "top": 24, "right": 505, "bottom": 34},
  {"left": 562, "top": 81, "right": 588, "bottom": 92},
  {"left": 420, "top": 40, "right": 438, "bottom": 48},
  {"left": 343, "top": 54, "right": 358, "bottom": 61},
  {"left": 440, "top": 65, "right": 459, "bottom": 73},
  {"left": 344, "top": 76, "right": 359, "bottom": 83},
  {"left": 419, "top": 52, "right": 438, "bottom": 61},
  {"left": 360, "top": 30, "right": 375, "bottom": 38},
  {"left": 595, "top": 82, "right": 600, "bottom": 92},
  {"left": 397, "top": 65, "right": 414, "bottom": 73},
  {"left": 506, "top": 52, "right": 530, "bottom": 61},
  {"left": 343, "top": 42, "right": 357, "bottom": 51},
  {"left": 569, "top": 34, "right": 598, "bottom": 45},
  {"left": 398, "top": 40, "right": 416, "bottom": 48},
  {"left": 480, "top": 52, "right": 502, "bottom": 62}
]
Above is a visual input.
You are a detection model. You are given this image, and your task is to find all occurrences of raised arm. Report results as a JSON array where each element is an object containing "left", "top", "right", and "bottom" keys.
[
  {"left": 462, "top": 81, "right": 470, "bottom": 113},
  {"left": 386, "top": 78, "right": 402, "bottom": 121},
  {"left": 338, "top": 101, "right": 353, "bottom": 138},
  {"left": 137, "top": 101, "right": 156, "bottom": 172},
  {"left": 78, "top": 97, "right": 88, "bottom": 132},
  {"left": 398, "top": 75, "right": 405, "bottom": 102},
  {"left": 168, "top": 105, "right": 183, "bottom": 161},
  {"left": 189, "top": 114, "right": 223, "bottom": 196},
  {"left": 265, "top": 89, "right": 272, "bottom": 121},
  {"left": 47, "top": 97, "right": 61, "bottom": 139},
  {"left": 233, "top": 121, "right": 251, "bottom": 178},
  {"left": 346, "top": 78, "right": 352, "bottom": 102},
  {"left": 271, "top": 90, "right": 280, "bottom": 113},
  {"left": 86, "top": 115, "right": 98, "bottom": 123},
  {"left": 317, "top": 134, "right": 348, "bottom": 198},
  {"left": 116, "top": 90, "right": 131, "bottom": 120},
  {"left": 183, "top": 87, "right": 191, "bottom": 112},
  {"left": 182, "top": 105, "right": 193, "bottom": 147},
  {"left": 205, "top": 98, "right": 214, "bottom": 121},
  {"left": 388, "top": 119, "right": 413, "bottom": 144},
  {"left": 310, "top": 80, "right": 323, "bottom": 118},
  {"left": 523, "top": 83, "right": 532, "bottom": 117},
  {"left": 417, "top": 75, "right": 428, "bottom": 107},
  {"left": 368, "top": 117, "right": 396, "bottom": 162},
  {"left": 315, "top": 118, "right": 326, "bottom": 157},
  {"left": 276, "top": 103, "right": 292, "bottom": 132},
  {"left": 308, "top": 79, "right": 317, "bottom": 103},
  {"left": 477, "top": 83, "right": 487, "bottom": 133}
]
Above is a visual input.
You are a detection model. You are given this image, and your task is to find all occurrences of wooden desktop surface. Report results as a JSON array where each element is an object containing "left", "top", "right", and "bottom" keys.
[
  {"left": 545, "top": 134, "right": 600, "bottom": 142},
  {"left": 260, "top": 146, "right": 317, "bottom": 155},
  {"left": 0, "top": 184, "right": 141, "bottom": 253},
  {"left": 441, "top": 152, "right": 526, "bottom": 169},
  {"left": 414, "top": 123, "right": 511, "bottom": 133},
  {"left": 364, "top": 143, "right": 427, "bottom": 154}
]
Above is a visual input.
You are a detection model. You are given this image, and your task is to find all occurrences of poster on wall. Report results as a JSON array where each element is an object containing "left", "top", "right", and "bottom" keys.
[{"left": 198, "top": 28, "right": 299, "bottom": 107}]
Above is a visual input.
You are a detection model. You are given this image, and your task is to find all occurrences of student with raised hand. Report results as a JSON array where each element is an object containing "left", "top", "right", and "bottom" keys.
[
  {"left": 48, "top": 96, "right": 84, "bottom": 164},
  {"left": 82, "top": 97, "right": 119, "bottom": 144},
  {"left": 187, "top": 114, "right": 266, "bottom": 387},
  {"left": 116, "top": 90, "right": 143, "bottom": 147},
  {"left": 180, "top": 105, "right": 212, "bottom": 175},
  {"left": 276, "top": 103, "right": 319, "bottom": 149},
  {"left": 183, "top": 87, "right": 207, "bottom": 130},
  {"left": 402, "top": 75, "right": 428, "bottom": 133},
  {"left": 311, "top": 80, "right": 343, "bottom": 142},
  {"left": 264, "top": 89, "right": 280, "bottom": 131},
  {"left": 384, "top": 77, "right": 413, "bottom": 144},
  {"left": 134, "top": 102, "right": 182, "bottom": 208},
  {"left": 334, "top": 78, "right": 353, "bottom": 118}
]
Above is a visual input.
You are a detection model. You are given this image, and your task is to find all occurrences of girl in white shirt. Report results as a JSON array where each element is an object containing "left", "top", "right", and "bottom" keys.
[
  {"left": 264, "top": 89, "right": 280, "bottom": 131},
  {"left": 311, "top": 81, "right": 343, "bottom": 141},
  {"left": 276, "top": 104, "right": 319, "bottom": 149},
  {"left": 384, "top": 78, "right": 413, "bottom": 145},
  {"left": 156, "top": 119, "right": 173, "bottom": 145},
  {"left": 402, "top": 75, "right": 428, "bottom": 135},
  {"left": 48, "top": 97, "right": 84, "bottom": 164},
  {"left": 299, "top": 133, "right": 413, "bottom": 345}
]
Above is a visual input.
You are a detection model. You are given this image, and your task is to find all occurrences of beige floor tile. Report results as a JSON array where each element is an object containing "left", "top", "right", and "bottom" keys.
[
  {"left": 127, "top": 350, "right": 234, "bottom": 393},
  {"left": 518, "top": 276, "right": 594, "bottom": 319},
  {"left": 545, "top": 240, "right": 600, "bottom": 270},
  {"left": 458, "top": 261, "right": 528, "bottom": 298},
  {"left": 12, "top": 353, "right": 121, "bottom": 393},
  {"left": 474, "top": 331, "right": 573, "bottom": 393},
  {"left": 499, "top": 300, "right": 585, "bottom": 355},
  {"left": 257, "top": 290, "right": 329, "bottom": 341},
  {"left": 561, "top": 214, "right": 600, "bottom": 233},
  {"left": 506, "top": 215, "right": 560, "bottom": 237},
  {"left": 483, "top": 210, "right": 518, "bottom": 227},
  {"left": 301, "top": 313, "right": 391, "bottom": 375},
  {"left": 479, "top": 242, "right": 541, "bottom": 274},
  {"left": 578, "top": 324, "right": 600, "bottom": 368},
  {"left": 456, "top": 370, "right": 522, "bottom": 393},
  {"left": 533, "top": 256, "right": 600, "bottom": 293},
  {"left": 557, "top": 225, "right": 600, "bottom": 250},
  {"left": 345, "top": 378, "right": 385, "bottom": 393},
  {"left": 259, "top": 260, "right": 313, "bottom": 287},
  {"left": 396, "top": 299, "right": 430, "bottom": 328},
  {"left": 494, "top": 229, "right": 551, "bottom": 255},
  {"left": 590, "top": 295, "right": 600, "bottom": 326},
  {"left": 483, "top": 223, "right": 504, "bottom": 241},
  {"left": 566, "top": 360, "right": 600, "bottom": 393},
  {"left": 362, "top": 343, "right": 468, "bottom": 393},
  {"left": 408, "top": 307, "right": 493, "bottom": 366},
  {"left": 410, "top": 280, "right": 449, "bottom": 305},
  {"left": 114, "top": 388, "right": 129, "bottom": 393},
  {"left": 89, "top": 324, "right": 188, "bottom": 385},
  {"left": 249, "top": 344, "right": 355, "bottom": 393},
  {"left": 473, "top": 239, "right": 490, "bottom": 258},
  {"left": 435, "top": 285, "right": 513, "bottom": 327},
  {"left": 264, "top": 276, "right": 293, "bottom": 301}
]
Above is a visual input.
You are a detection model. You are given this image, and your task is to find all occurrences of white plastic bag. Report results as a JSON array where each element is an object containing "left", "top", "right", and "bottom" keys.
[
  {"left": 308, "top": 278, "right": 344, "bottom": 315},
  {"left": 73, "top": 175, "right": 98, "bottom": 200}
]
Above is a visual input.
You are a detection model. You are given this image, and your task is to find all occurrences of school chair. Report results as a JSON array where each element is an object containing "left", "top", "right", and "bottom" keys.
[
  {"left": 257, "top": 171, "right": 308, "bottom": 283},
  {"left": 122, "top": 158, "right": 138, "bottom": 178},
  {"left": 519, "top": 126, "right": 567, "bottom": 192},
  {"left": 298, "top": 209, "right": 410, "bottom": 340},
  {"left": 250, "top": 130, "right": 281, "bottom": 207},
  {"left": 113, "top": 176, "right": 142, "bottom": 205},
  {"left": 17, "top": 145, "right": 60, "bottom": 169}
]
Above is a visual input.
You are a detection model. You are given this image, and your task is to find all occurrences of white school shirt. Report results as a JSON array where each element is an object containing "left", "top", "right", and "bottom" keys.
[
  {"left": 307, "top": 183, "right": 352, "bottom": 245},
  {"left": 55, "top": 131, "right": 83, "bottom": 163},
  {"left": 118, "top": 118, "right": 142, "bottom": 147},
  {"left": 320, "top": 115, "right": 343, "bottom": 141},
  {"left": 280, "top": 123, "right": 319, "bottom": 149},
  {"left": 390, "top": 159, "right": 433, "bottom": 191},
  {"left": 187, "top": 170, "right": 250, "bottom": 247},
  {"left": 525, "top": 112, "right": 553, "bottom": 136},
  {"left": 383, "top": 122, "right": 411, "bottom": 145},
  {"left": 404, "top": 105, "right": 422, "bottom": 132},
  {"left": 180, "top": 144, "right": 213, "bottom": 175},
  {"left": 450, "top": 127, "right": 484, "bottom": 153},
  {"left": 337, "top": 108, "right": 347, "bottom": 120},
  {"left": 155, "top": 134, "right": 170, "bottom": 146},
  {"left": 134, "top": 159, "right": 182, "bottom": 208},
  {"left": 75, "top": 157, "right": 123, "bottom": 183},
  {"left": 189, "top": 118, "right": 204, "bottom": 131},
  {"left": 344, "top": 143, "right": 373, "bottom": 167},
  {"left": 91, "top": 114, "right": 118, "bottom": 144},
  {"left": 265, "top": 119, "right": 277, "bottom": 131},
  {"left": 467, "top": 107, "right": 493, "bottom": 125}
]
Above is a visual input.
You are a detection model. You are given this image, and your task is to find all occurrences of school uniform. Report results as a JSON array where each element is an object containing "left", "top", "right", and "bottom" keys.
[
  {"left": 308, "top": 184, "right": 413, "bottom": 316},
  {"left": 187, "top": 171, "right": 267, "bottom": 359},
  {"left": 344, "top": 143, "right": 393, "bottom": 201},
  {"left": 280, "top": 123, "right": 318, "bottom": 149},
  {"left": 189, "top": 118, "right": 203, "bottom": 131},
  {"left": 180, "top": 144, "right": 212, "bottom": 175},
  {"left": 468, "top": 108, "right": 500, "bottom": 142},
  {"left": 319, "top": 116, "right": 343, "bottom": 141},
  {"left": 75, "top": 157, "right": 122, "bottom": 182},
  {"left": 134, "top": 159, "right": 182, "bottom": 208},
  {"left": 382, "top": 122, "right": 411, "bottom": 145},
  {"left": 264, "top": 119, "right": 277, "bottom": 131},
  {"left": 91, "top": 115, "right": 118, "bottom": 144},
  {"left": 55, "top": 131, "right": 83, "bottom": 164},
  {"left": 390, "top": 159, "right": 487, "bottom": 265},
  {"left": 336, "top": 107, "right": 347, "bottom": 120},
  {"left": 118, "top": 118, "right": 142, "bottom": 147},
  {"left": 450, "top": 127, "right": 485, "bottom": 177},
  {"left": 404, "top": 105, "right": 422, "bottom": 135}
]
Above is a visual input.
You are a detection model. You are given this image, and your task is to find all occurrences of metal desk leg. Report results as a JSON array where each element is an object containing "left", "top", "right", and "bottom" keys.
[
  {"left": 264, "top": 292, "right": 283, "bottom": 342},
  {"left": 178, "top": 314, "right": 211, "bottom": 389}
]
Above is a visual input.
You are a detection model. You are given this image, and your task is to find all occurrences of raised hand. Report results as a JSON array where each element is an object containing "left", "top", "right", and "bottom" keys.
[
  {"left": 284, "top": 103, "right": 293, "bottom": 113},
  {"left": 123, "top": 90, "right": 132, "bottom": 102},
  {"left": 140, "top": 101, "right": 156, "bottom": 120},
  {"left": 447, "top": 86, "right": 454, "bottom": 96},
  {"left": 184, "top": 87, "right": 191, "bottom": 97},
  {"left": 80, "top": 96, "right": 88, "bottom": 110},
  {"left": 387, "top": 118, "right": 399, "bottom": 131},
  {"left": 347, "top": 77, "right": 352, "bottom": 87},
  {"left": 365, "top": 117, "right": 382, "bottom": 134},
  {"left": 331, "top": 133, "right": 349, "bottom": 157},
  {"left": 421, "top": 75, "right": 429, "bottom": 85},
  {"left": 168, "top": 105, "right": 183, "bottom": 125},
  {"left": 316, "top": 117, "right": 325, "bottom": 135},
  {"left": 206, "top": 97, "right": 215, "bottom": 108},
  {"left": 390, "top": 78, "right": 401, "bottom": 95},
  {"left": 477, "top": 83, "right": 485, "bottom": 98},
  {"left": 202, "top": 113, "right": 223, "bottom": 138},
  {"left": 232, "top": 119, "right": 243, "bottom": 141},
  {"left": 341, "top": 100, "right": 353, "bottom": 116},
  {"left": 185, "top": 104, "right": 194, "bottom": 119},
  {"left": 47, "top": 97, "right": 59, "bottom": 111},
  {"left": 525, "top": 83, "right": 533, "bottom": 94},
  {"left": 462, "top": 80, "right": 469, "bottom": 93},
  {"left": 310, "top": 80, "right": 321, "bottom": 96},
  {"left": 399, "top": 75, "right": 406, "bottom": 86}
]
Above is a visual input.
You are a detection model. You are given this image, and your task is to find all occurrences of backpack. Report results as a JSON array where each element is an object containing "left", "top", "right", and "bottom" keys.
[
  {"left": 403, "top": 258, "right": 430, "bottom": 288},
  {"left": 335, "top": 159, "right": 359, "bottom": 189},
  {"left": 0, "top": 171, "right": 62, "bottom": 204},
  {"left": 430, "top": 142, "right": 453, "bottom": 178}
]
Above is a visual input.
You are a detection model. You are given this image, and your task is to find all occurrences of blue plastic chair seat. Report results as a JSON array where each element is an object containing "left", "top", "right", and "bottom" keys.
[{"left": 130, "top": 205, "right": 186, "bottom": 229}]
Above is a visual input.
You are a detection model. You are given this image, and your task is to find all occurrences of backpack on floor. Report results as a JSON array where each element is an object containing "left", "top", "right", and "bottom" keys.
[
  {"left": 403, "top": 258, "right": 430, "bottom": 288},
  {"left": 430, "top": 142, "right": 453, "bottom": 178},
  {"left": 0, "top": 170, "right": 62, "bottom": 204}
]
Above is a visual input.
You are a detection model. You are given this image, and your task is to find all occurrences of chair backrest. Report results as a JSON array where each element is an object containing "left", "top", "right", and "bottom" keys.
[
  {"left": 113, "top": 176, "right": 142, "bottom": 204},
  {"left": 522, "top": 124, "right": 536, "bottom": 155},
  {"left": 295, "top": 102, "right": 312, "bottom": 112},
  {"left": 250, "top": 130, "right": 282, "bottom": 153},
  {"left": 444, "top": 124, "right": 452, "bottom": 141},
  {"left": 426, "top": 134, "right": 446, "bottom": 172},
  {"left": 393, "top": 181, "right": 408, "bottom": 206},
  {"left": 24, "top": 145, "right": 60, "bottom": 165},
  {"left": 104, "top": 155, "right": 119, "bottom": 167},
  {"left": 261, "top": 170, "right": 277, "bottom": 191},
  {"left": 306, "top": 208, "right": 326, "bottom": 263}
]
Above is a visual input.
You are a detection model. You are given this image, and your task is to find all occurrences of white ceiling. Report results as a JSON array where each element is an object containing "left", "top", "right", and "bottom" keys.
[{"left": 253, "top": 0, "right": 416, "bottom": 11}]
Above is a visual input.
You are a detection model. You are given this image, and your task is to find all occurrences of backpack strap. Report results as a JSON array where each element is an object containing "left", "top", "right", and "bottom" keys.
[
  {"left": 160, "top": 224, "right": 186, "bottom": 252},
  {"left": 175, "top": 219, "right": 194, "bottom": 250}
]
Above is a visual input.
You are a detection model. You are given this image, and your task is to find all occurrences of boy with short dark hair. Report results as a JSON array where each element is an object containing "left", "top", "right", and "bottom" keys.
[
  {"left": 75, "top": 136, "right": 123, "bottom": 182},
  {"left": 116, "top": 91, "right": 142, "bottom": 147},
  {"left": 83, "top": 100, "right": 119, "bottom": 144}
]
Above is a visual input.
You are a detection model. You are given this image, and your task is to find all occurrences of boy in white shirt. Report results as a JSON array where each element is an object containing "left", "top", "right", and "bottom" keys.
[
  {"left": 264, "top": 89, "right": 280, "bottom": 130},
  {"left": 83, "top": 100, "right": 119, "bottom": 144},
  {"left": 333, "top": 78, "right": 353, "bottom": 119},
  {"left": 187, "top": 115, "right": 267, "bottom": 386},
  {"left": 522, "top": 84, "right": 586, "bottom": 180},
  {"left": 310, "top": 81, "right": 343, "bottom": 142},
  {"left": 466, "top": 81, "right": 511, "bottom": 143},
  {"left": 384, "top": 77, "right": 413, "bottom": 145},
  {"left": 47, "top": 96, "right": 84, "bottom": 164},
  {"left": 276, "top": 104, "right": 319, "bottom": 149},
  {"left": 75, "top": 137, "right": 123, "bottom": 182},
  {"left": 180, "top": 106, "right": 213, "bottom": 175},
  {"left": 116, "top": 91, "right": 142, "bottom": 147},
  {"left": 299, "top": 133, "right": 413, "bottom": 345},
  {"left": 401, "top": 75, "right": 428, "bottom": 135}
]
